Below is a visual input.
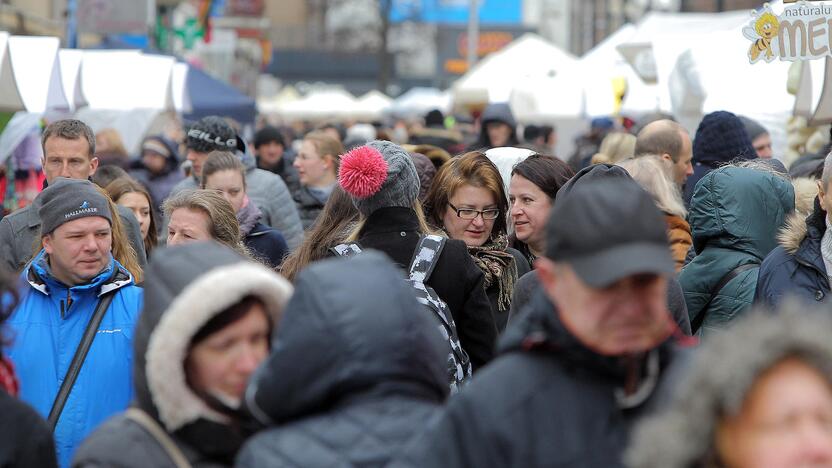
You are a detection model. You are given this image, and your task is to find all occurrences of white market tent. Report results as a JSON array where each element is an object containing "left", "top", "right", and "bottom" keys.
[
  {"left": 0, "top": 32, "right": 25, "bottom": 111},
  {"left": 279, "top": 88, "right": 357, "bottom": 120},
  {"left": 453, "top": 33, "right": 578, "bottom": 105},
  {"left": 79, "top": 50, "right": 175, "bottom": 111},
  {"left": 389, "top": 87, "right": 451, "bottom": 118},
  {"left": 257, "top": 85, "right": 300, "bottom": 115},
  {"left": 7, "top": 36, "right": 69, "bottom": 113},
  {"left": 58, "top": 49, "right": 87, "bottom": 110},
  {"left": 352, "top": 90, "right": 392, "bottom": 121}
]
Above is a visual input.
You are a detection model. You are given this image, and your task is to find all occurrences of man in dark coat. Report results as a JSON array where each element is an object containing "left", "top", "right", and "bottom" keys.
[
  {"left": 756, "top": 154, "right": 832, "bottom": 306},
  {"left": 397, "top": 170, "right": 683, "bottom": 468},
  {"left": 254, "top": 126, "right": 300, "bottom": 195},
  {"left": 468, "top": 103, "right": 519, "bottom": 151},
  {"left": 238, "top": 252, "right": 449, "bottom": 467}
]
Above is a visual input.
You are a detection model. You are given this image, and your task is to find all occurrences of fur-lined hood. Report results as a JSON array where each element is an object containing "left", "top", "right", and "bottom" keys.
[
  {"left": 626, "top": 305, "right": 832, "bottom": 468},
  {"left": 134, "top": 242, "right": 293, "bottom": 434},
  {"left": 778, "top": 196, "right": 826, "bottom": 256}
]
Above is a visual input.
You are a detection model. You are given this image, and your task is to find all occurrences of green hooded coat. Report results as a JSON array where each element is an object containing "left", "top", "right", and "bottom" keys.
[{"left": 680, "top": 166, "right": 794, "bottom": 335}]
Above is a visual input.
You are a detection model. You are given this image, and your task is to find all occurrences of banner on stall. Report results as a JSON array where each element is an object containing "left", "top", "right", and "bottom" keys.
[{"left": 745, "top": 1, "right": 832, "bottom": 63}]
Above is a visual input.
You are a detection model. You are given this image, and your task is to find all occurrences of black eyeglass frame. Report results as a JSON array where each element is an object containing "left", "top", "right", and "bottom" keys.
[{"left": 447, "top": 202, "right": 501, "bottom": 220}]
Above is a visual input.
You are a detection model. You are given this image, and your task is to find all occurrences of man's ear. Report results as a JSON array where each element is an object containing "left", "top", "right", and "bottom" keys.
[
  {"left": 89, "top": 156, "right": 100, "bottom": 176},
  {"left": 660, "top": 153, "right": 673, "bottom": 163},
  {"left": 42, "top": 234, "right": 53, "bottom": 255}
]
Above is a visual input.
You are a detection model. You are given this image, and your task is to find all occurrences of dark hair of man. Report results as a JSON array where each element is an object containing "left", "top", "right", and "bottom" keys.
[
  {"left": 41, "top": 119, "right": 96, "bottom": 158},
  {"left": 634, "top": 120, "right": 685, "bottom": 163},
  {"left": 510, "top": 154, "right": 575, "bottom": 202},
  {"left": 92, "top": 165, "right": 129, "bottom": 189}
]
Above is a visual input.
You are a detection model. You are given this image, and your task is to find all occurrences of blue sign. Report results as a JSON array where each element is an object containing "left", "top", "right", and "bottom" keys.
[{"left": 391, "top": 0, "right": 522, "bottom": 24}]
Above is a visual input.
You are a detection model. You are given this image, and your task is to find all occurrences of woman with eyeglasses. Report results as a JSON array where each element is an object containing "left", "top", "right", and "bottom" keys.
[{"left": 424, "top": 152, "right": 531, "bottom": 331}]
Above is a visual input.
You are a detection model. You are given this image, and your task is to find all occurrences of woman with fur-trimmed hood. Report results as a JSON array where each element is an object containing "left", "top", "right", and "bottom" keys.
[
  {"left": 72, "top": 242, "right": 293, "bottom": 467},
  {"left": 756, "top": 167, "right": 832, "bottom": 307},
  {"left": 627, "top": 306, "right": 832, "bottom": 468}
]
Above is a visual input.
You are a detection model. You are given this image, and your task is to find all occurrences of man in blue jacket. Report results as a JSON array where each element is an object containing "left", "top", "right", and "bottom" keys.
[{"left": 5, "top": 178, "right": 143, "bottom": 467}]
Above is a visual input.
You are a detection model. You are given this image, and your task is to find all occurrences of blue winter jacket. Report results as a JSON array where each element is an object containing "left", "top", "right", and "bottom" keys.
[{"left": 6, "top": 250, "right": 143, "bottom": 468}]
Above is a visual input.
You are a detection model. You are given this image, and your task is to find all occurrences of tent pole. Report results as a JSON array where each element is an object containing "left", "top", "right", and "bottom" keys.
[
  {"left": 66, "top": 0, "right": 78, "bottom": 48},
  {"left": 467, "top": 0, "right": 479, "bottom": 69}
]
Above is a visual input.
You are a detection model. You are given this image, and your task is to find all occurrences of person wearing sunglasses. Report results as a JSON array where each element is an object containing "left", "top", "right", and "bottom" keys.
[{"left": 425, "top": 151, "right": 531, "bottom": 332}]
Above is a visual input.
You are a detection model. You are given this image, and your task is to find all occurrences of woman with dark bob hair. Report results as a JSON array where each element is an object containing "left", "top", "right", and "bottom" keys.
[
  {"left": 424, "top": 151, "right": 530, "bottom": 331},
  {"left": 508, "top": 154, "right": 575, "bottom": 264}
]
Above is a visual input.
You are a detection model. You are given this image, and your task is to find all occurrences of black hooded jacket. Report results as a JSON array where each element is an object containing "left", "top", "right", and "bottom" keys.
[
  {"left": 73, "top": 243, "right": 293, "bottom": 468},
  {"left": 395, "top": 289, "right": 679, "bottom": 468},
  {"left": 237, "top": 252, "right": 449, "bottom": 468},
  {"left": 468, "top": 103, "right": 519, "bottom": 151}
]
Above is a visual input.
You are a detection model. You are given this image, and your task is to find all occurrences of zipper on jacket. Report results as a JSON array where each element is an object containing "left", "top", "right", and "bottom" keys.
[
  {"left": 61, "top": 290, "right": 73, "bottom": 319},
  {"left": 795, "top": 257, "right": 832, "bottom": 292}
]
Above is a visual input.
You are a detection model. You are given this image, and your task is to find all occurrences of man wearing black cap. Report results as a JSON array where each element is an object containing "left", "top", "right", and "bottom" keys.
[
  {"left": 168, "top": 116, "right": 304, "bottom": 249},
  {"left": 399, "top": 173, "right": 682, "bottom": 467},
  {"left": 5, "top": 178, "right": 142, "bottom": 467}
]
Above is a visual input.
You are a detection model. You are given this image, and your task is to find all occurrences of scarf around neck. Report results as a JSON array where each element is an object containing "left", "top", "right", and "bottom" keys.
[
  {"left": 467, "top": 234, "right": 518, "bottom": 311},
  {"left": 236, "top": 196, "right": 262, "bottom": 237}
]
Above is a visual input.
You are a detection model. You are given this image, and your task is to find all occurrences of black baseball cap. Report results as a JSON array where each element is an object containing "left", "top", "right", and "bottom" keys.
[{"left": 545, "top": 166, "right": 674, "bottom": 288}]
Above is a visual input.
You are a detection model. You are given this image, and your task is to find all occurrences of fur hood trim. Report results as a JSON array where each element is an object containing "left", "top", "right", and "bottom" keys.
[
  {"left": 626, "top": 305, "right": 832, "bottom": 468},
  {"left": 778, "top": 211, "right": 809, "bottom": 255},
  {"left": 145, "top": 262, "right": 293, "bottom": 432}
]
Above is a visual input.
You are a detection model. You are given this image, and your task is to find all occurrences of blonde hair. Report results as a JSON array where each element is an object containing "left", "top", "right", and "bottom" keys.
[
  {"left": 617, "top": 155, "right": 687, "bottom": 218},
  {"left": 35, "top": 185, "right": 144, "bottom": 283},
  {"left": 591, "top": 132, "right": 637, "bottom": 165},
  {"left": 304, "top": 131, "right": 344, "bottom": 173},
  {"left": 162, "top": 189, "right": 250, "bottom": 258}
]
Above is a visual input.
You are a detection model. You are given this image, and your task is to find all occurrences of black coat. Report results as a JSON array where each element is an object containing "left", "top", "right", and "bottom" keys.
[
  {"left": 244, "top": 222, "right": 288, "bottom": 268},
  {"left": 238, "top": 252, "right": 448, "bottom": 468},
  {"left": 756, "top": 199, "right": 831, "bottom": 306},
  {"left": 258, "top": 154, "right": 301, "bottom": 196},
  {"left": 0, "top": 389, "right": 57, "bottom": 468},
  {"left": 293, "top": 185, "right": 327, "bottom": 230},
  {"left": 396, "top": 289, "right": 679, "bottom": 468},
  {"left": 353, "top": 207, "right": 497, "bottom": 370}
]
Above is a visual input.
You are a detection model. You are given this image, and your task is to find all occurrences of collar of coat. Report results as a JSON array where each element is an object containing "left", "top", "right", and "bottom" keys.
[
  {"left": 25, "top": 249, "right": 132, "bottom": 297},
  {"left": 779, "top": 197, "right": 826, "bottom": 257}
]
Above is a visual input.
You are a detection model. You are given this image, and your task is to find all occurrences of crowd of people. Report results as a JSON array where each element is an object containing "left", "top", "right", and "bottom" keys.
[{"left": 0, "top": 101, "right": 831, "bottom": 468}]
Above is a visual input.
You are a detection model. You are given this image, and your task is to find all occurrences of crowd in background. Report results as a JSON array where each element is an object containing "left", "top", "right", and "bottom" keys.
[{"left": 1, "top": 101, "right": 832, "bottom": 468}]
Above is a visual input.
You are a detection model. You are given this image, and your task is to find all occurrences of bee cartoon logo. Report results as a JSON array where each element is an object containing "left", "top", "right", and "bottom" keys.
[{"left": 744, "top": 7, "right": 781, "bottom": 63}]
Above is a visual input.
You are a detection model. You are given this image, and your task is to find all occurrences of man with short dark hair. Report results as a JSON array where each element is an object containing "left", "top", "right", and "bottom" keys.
[
  {"left": 254, "top": 125, "right": 300, "bottom": 194},
  {"left": 399, "top": 169, "right": 681, "bottom": 467},
  {"left": 6, "top": 178, "right": 142, "bottom": 467},
  {"left": 168, "top": 116, "right": 304, "bottom": 249},
  {"left": 635, "top": 119, "right": 693, "bottom": 188},
  {"left": 0, "top": 119, "right": 146, "bottom": 273}
]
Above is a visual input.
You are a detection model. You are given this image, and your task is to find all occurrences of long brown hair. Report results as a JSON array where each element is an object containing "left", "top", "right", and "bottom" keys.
[
  {"left": 105, "top": 177, "right": 158, "bottom": 255},
  {"left": 34, "top": 185, "right": 144, "bottom": 283},
  {"left": 423, "top": 151, "right": 509, "bottom": 238},
  {"left": 280, "top": 186, "right": 359, "bottom": 282}
]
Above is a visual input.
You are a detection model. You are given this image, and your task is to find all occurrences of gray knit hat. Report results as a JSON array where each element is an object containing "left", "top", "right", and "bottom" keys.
[
  {"left": 338, "top": 140, "right": 421, "bottom": 216},
  {"left": 37, "top": 178, "right": 112, "bottom": 235}
]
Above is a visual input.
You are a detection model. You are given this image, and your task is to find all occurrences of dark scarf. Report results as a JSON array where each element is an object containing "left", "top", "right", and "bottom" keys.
[{"left": 467, "top": 234, "right": 518, "bottom": 311}]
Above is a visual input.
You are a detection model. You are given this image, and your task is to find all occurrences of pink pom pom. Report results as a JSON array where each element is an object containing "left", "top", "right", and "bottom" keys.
[{"left": 339, "top": 146, "right": 388, "bottom": 199}]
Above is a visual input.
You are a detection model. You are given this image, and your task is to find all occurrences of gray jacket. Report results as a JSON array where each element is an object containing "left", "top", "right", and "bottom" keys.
[
  {"left": 0, "top": 203, "right": 146, "bottom": 273},
  {"left": 169, "top": 153, "right": 303, "bottom": 249}
]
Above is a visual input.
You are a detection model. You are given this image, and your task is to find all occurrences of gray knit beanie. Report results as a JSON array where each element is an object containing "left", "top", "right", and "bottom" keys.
[
  {"left": 37, "top": 178, "right": 112, "bottom": 235},
  {"left": 338, "top": 140, "right": 421, "bottom": 216}
]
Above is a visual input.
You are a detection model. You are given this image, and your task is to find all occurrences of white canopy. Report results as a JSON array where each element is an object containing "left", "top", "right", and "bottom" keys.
[
  {"left": 7, "top": 36, "right": 69, "bottom": 113},
  {"left": 80, "top": 50, "right": 175, "bottom": 111},
  {"left": 453, "top": 33, "right": 577, "bottom": 105},
  {"left": 0, "top": 33, "right": 24, "bottom": 111},
  {"left": 352, "top": 90, "right": 392, "bottom": 120},
  {"left": 58, "top": 49, "right": 86, "bottom": 111},
  {"left": 390, "top": 87, "right": 451, "bottom": 119},
  {"left": 257, "top": 85, "right": 300, "bottom": 115},
  {"left": 279, "top": 88, "right": 357, "bottom": 120}
]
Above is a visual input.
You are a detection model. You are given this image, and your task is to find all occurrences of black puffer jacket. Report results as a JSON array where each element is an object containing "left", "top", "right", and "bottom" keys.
[
  {"left": 238, "top": 252, "right": 449, "bottom": 468},
  {"left": 73, "top": 242, "right": 293, "bottom": 468},
  {"left": 293, "top": 185, "right": 328, "bottom": 230},
  {"left": 0, "top": 388, "right": 57, "bottom": 468},
  {"left": 396, "top": 289, "right": 680, "bottom": 468},
  {"left": 351, "top": 207, "right": 497, "bottom": 370}
]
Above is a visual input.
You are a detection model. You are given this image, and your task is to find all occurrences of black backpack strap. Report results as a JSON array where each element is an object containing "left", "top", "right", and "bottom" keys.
[
  {"left": 407, "top": 235, "right": 447, "bottom": 283},
  {"left": 47, "top": 290, "right": 116, "bottom": 430},
  {"left": 691, "top": 262, "right": 759, "bottom": 334},
  {"left": 330, "top": 243, "right": 363, "bottom": 258}
]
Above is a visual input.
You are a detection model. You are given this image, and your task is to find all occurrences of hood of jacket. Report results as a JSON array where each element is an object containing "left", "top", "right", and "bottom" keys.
[
  {"left": 143, "top": 135, "right": 180, "bottom": 172},
  {"left": 627, "top": 307, "right": 832, "bottom": 468},
  {"left": 246, "top": 252, "right": 449, "bottom": 426},
  {"left": 779, "top": 196, "right": 826, "bottom": 257},
  {"left": 689, "top": 166, "right": 794, "bottom": 257},
  {"left": 475, "top": 103, "right": 519, "bottom": 148},
  {"left": 134, "top": 242, "right": 293, "bottom": 434},
  {"left": 499, "top": 289, "right": 676, "bottom": 383}
]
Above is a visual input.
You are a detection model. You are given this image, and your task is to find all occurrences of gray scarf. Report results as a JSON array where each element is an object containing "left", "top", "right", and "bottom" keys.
[
  {"left": 237, "top": 196, "right": 262, "bottom": 237},
  {"left": 823, "top": 218, "right": 832, "bottom": 283}
]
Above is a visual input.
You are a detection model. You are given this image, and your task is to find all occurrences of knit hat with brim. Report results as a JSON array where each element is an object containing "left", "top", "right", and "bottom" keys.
[
  {"left": 37, "top": 178, "right": 112, "bottom": 235},
  {"left": 693, "top": 111, "right": 756, "bottom": 166},
  {"left": 338, "top": 140, "right": 420, "bottom": 216}
]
